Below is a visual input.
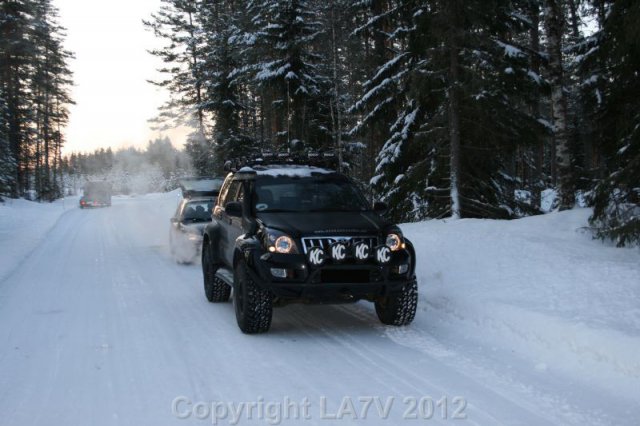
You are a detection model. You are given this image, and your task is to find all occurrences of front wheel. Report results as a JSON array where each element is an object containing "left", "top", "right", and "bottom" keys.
[
  {"left": 202, "top": 243, "right": 230, "bottom": 302},
  {"left": 375, "top": 280, "right": 418, "bottom": 326},
  {"left": 233, "top": 260, "right": 272, "bottom": 334}
]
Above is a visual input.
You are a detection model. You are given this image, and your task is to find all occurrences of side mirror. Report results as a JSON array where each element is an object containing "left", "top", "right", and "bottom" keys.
[
  {"left": 225, "top": 201, "right": 243, "bottom": 218},
  {"left": 373, "top": 201, "right": 388, "bottom": 214}
]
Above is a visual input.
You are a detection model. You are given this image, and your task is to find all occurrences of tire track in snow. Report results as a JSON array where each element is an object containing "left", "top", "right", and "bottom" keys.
[
  {"left": 345, "top": 302, "right": 630, "bottom": 426},
  {"left": 277, "top": 304, "right": 535, "bottom": 425}
]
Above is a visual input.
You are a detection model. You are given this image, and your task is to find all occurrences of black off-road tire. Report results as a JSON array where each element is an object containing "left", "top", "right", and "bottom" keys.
[
  {"left": 202, "top": 244, "right": 230, "bottom": 302},
  {"left": 375, "top": 279, "right": 418, "bottom": 326},
  {"left": 233, "top": 260, "right": 273, "bottom": 334}
]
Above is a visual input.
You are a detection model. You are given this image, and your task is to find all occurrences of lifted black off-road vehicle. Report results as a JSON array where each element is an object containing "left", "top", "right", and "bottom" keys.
[{"left": 201, "top": 162, "right": 418, "bottom": 333}]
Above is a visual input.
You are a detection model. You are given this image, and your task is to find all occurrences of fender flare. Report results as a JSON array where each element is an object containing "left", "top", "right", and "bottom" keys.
[
  {"left": 203, "top": 221, "right": 223, "bottom": 264},
  {"left": 233, "top": 234, "right": 262, "bottom": 269},
  {"left": 404, "top": 237, "right": 417, "bottom": 277}
]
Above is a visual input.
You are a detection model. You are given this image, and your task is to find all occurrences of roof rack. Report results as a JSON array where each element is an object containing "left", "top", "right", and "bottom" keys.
[{"left": 224, "top": 150, "right": 339, "bottom": 172}]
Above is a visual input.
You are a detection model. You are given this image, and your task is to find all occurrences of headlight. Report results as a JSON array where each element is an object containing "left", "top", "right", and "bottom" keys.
[
  {"left": 386, "top": 233, "right": 403, "bottom": 251},
  {"left": 274, "top": 236, "right": 294, "bottom": 253},
  {"left": 187, "top": 233, "right": 201, "bottom": 241},
  {"left": 265, "top": 229, "right": 298, "bottom": 254}
]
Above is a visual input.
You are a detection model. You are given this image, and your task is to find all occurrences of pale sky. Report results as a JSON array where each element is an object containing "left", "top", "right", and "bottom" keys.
[{"left": 54, "top": 0, "right": 191, "bottom": 155}]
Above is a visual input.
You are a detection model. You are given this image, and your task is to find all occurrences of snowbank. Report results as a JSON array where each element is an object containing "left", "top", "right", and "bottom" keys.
[
  {"left": 0, "top": 197, "right": 76, "bottom": 283},
  {"left": 402, "top": 209, "right": 640, "bottom": 395}
]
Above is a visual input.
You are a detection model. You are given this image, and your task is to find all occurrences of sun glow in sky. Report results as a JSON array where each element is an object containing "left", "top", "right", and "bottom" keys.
[{"left": 54, "top": 0, "right": 190, "bottom": 155}]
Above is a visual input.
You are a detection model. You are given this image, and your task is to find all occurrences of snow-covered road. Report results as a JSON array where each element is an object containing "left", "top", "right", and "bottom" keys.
[{"left": 0, "top": 194, "right": 638, "bottom": 425}]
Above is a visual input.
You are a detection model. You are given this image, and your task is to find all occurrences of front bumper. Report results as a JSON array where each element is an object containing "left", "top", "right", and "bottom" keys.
[
  {"left": 172, "top": 232, "right": 203, "bottom": 262},
  {"left": 245, "top": 249, "right": 414, "bottom": 304}
]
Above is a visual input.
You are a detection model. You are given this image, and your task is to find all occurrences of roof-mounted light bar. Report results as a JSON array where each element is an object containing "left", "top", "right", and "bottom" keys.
[{"left": 223, "top": 149, "right": 339, "bottom": 172}]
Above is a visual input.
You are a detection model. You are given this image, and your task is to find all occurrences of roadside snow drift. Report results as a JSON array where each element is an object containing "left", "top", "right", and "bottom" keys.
[
  {"left": 0, "top": 197, "right": 74, "bottom": 282},
  {"left": 402, "top": 210, "right": 640, "bottom": 399}
]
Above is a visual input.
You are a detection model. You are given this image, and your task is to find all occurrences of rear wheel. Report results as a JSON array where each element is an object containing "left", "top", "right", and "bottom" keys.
[
  {"left": 375, "top": 280, "right": 418, "bottom": 326},
  {"left": 202, "top": 243, "right": 230, "bottom": 302},
  {"left": 233, "top": 260, "right": 272, "bottom": 334}
]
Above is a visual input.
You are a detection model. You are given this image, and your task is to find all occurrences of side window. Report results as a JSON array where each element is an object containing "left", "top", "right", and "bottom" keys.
[
  {"left": 228, "top": 181, "right": 243, "bottom": 203},
  {"left": 174, "top": 201, "right": 184, "bottom": 219},
  {"left": 236, "top": 184, "right": 245, "bottom": 204},
  {"left": 217, "top": 177, "right": 234, "bottom": 208},
  {"left": 222, "top": 180, "right": 241, "bottom": 207}
]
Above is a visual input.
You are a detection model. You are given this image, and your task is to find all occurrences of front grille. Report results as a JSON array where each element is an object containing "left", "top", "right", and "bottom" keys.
[{"left": 300, "top": 236, "right": 378, "bottom": 254}]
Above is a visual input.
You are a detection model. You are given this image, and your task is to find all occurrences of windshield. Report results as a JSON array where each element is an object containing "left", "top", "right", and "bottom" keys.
[
  {"left": 181, "top": 200, "right": 214, "bottom": 223},
  {"left": 253, "top": 176, "right": 370, "bottom": 213}
]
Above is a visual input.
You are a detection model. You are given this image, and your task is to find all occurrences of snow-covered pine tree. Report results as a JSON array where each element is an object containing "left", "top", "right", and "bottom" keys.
[
  {"left": 144, "top": 0, "right": 207, "bottom": 131},
  {"left": 346, "top": 0, "right": 403, "bottom": 182},
  {"left": 351, "top": 0, "right": 547, "bottom": 221},
  {"left": 571, "top": 1, "right": 608, "bottom": 191},
  {"left": 0, "top": 0, "right": 73, "bottom": 199},
  {"left": 562, "top": 0, "right": 595, "bottom": 198},
  {"left": 30, "top": 0, "right": 73, "bottom": 200},
  {"left": 346, "top": 0, "right": 417, "bottom": 219},
  {"left": 0, "top": 90, "right": 17, "bottom": 200},
  {"left": 246, "top": 0, "right": 330, "bottom": 150},
  {"left": 589, "top": 0, "right": 640, "bottom": 246},
  {"left": 199, "top": 0, "right": 253, "bottom": 170},
  {"left": 309, "top": 0, "right": 367, "bottom": 175},
  {"left": 0, "top": 0, "right": 36, "bottom": 197}
]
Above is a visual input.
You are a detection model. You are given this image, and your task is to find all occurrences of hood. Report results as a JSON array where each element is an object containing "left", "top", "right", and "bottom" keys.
[{"left": 256, "top": 211, "right": 389, "bottom": 237}]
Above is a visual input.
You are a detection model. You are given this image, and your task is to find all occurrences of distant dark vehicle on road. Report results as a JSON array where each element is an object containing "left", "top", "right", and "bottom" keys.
[
  {"left": 80, "top": 181, "right": 112, "bottom": 208},
  {"left": 169, "top": 177, "right": 224, "bottom": 264}
]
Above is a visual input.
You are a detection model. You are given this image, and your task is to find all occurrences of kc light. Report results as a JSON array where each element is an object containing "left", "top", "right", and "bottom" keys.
[{"left": 386, "top": 233, "right": 402, "bottom": 251}]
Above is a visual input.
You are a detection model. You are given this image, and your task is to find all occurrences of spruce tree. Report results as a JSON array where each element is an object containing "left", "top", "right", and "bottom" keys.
[
  {"left": 1, "top": 0, "right": 73, "bottom": 199},
  {"left": 144, "top": 0, "right": 207, "bottom": 130},
  {"left": 199, "top": 0, "right": 253, "bottom": 169},
  {"left": 589, "top": 0, "right": 640, "bottom": 246},
  {"left": 351, "top": 0, "right": 547, "bottom": 221},
  {"left": 0, "top": 90, "right": 17, "bottom": 199},
  {"left": 0, "top": 0, "right": 36, "bottom": 196},
  {"left": 30, "top": 0, "right": 73, "bottom": 200},
  {"left": 247, "top": 0, "right": 330, "bottom": 150}
]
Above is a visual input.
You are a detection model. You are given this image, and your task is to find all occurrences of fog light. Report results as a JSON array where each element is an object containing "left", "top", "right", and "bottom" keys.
[
  {"left": 394, "top": 264, "right": 409, "bottom": 274},
  {"left": 270, "top": 268, "right": 288, "bottom": 278}
]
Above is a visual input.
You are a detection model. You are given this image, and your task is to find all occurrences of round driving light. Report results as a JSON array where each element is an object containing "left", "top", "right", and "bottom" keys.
[
  {"left": 307, "top": 247, "right": 325, "bottom": 266},
  {"left": 353, "top": 241, "right": 370, "bottom": 261},
  {"left": 329, "top": 241, "right": 348, "bottom": 262},
  {"left": 386, "top": 234, "right": 402, "bottom": 251},
  {"left": 274, "top": 236, "right": 294, "bottom": 253}
]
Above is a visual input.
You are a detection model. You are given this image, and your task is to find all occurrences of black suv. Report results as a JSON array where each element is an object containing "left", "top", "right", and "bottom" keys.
[{"left": 201, "top": 164, "right": 418, "bottom": 333}]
